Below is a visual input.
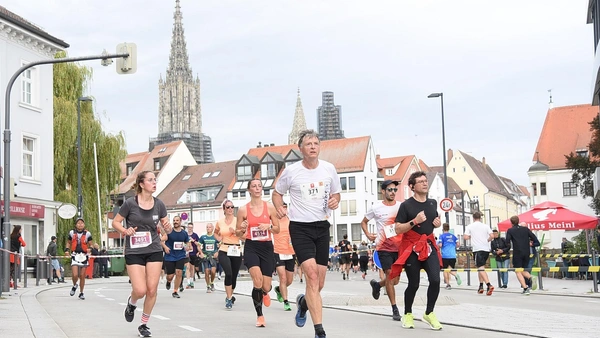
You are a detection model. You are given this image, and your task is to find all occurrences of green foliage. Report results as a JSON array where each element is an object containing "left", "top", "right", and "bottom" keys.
[
  {"left": 569, "top": 230, "right": 600, "bottom": 254},
  {"left": 53, "top": 51, "right": 127, "bottom": 249},
  {"left": 565, "top": 115, "right": 600, "bottom": 215}
]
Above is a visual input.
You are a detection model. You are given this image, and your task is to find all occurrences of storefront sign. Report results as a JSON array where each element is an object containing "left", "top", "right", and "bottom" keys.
[{"left": 0, "top": 201, "right": 45, "bottom": 219}]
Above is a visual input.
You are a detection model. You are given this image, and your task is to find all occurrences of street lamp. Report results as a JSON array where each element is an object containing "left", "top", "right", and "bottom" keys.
[
  {"left": 77, "top": 96, "right": 93, "bottom": 218},
  {"left": 428, "top": 92, "right": 449, "bottom": 224}
]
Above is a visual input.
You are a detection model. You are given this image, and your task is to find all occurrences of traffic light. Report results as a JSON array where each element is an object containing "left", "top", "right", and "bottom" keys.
[{"left": 116, "top": 43, "right": 137, "bottom": 74}]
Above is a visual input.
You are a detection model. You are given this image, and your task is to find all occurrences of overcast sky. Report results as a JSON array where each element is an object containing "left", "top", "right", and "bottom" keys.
[{"left": 3, "top": 0, "right": 594, "bottom": 186}]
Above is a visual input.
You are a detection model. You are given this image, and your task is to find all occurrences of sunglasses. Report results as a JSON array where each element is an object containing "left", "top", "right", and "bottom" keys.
[
  {"left": 386, "top": 188, "right": 398, "bottom": 192},
  {"left": 224, "top": 206, "right": 234, "bottom": 209}
]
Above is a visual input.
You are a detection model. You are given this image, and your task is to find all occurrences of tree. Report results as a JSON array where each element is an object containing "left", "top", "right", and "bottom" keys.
[
  {"left": 53, "top": 51, "right": 127, "bottom": 250},
  {"left": 565, "top": 115, "right": 600, "bottom": 215}
]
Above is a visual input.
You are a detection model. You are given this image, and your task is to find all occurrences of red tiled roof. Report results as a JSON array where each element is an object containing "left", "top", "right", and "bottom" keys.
[
  {"left": 518, "top": 185, "right": 530, "bottom": 197},
  {"left": 533, "top": 104, "right": 599, "bottom": 170},
  {"left": 0, "top": 5, "right": 69, "bottom": 47}
]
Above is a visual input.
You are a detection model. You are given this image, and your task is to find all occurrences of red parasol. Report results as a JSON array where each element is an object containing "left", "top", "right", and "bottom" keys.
[{"left": 497, "top": 201, "right": 598, "bottom": 232}]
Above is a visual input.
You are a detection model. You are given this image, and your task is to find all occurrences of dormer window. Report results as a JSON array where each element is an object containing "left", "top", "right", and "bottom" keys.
[
  {"left": 576, "top": 149, "right": 588, "bottom": 157},
  {"left": 261, "top": 163, "right": 277, "bottom": 179},
  {"left": 237, "top": 165, "right": 252, "bottom": 181},
  {"left": 154, "top": 159, "right": 161, "bottom": 171}
]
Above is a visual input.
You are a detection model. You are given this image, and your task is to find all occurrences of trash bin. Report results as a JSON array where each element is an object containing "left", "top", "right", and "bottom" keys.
[
  {"left": 37, "top": 257, "right": 49, "bottom": 279},
  {"left": 489, "top": 257, "right": 497, "bottom": 269},
  {"left": 108, "top": 248, "right": 125, "bottom": 276}
]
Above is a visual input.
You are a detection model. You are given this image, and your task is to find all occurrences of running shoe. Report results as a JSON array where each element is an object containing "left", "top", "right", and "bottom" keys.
[
  {"left": 401, "top": 312, "right": 415, "bottom": 329},
  {"left": 263, "top": 292, "right": 271, "bottom": 307},
  {"left": 206, "top": 287, "right": 212, "bottom": 293},
  {"left": 179, "top": 285, "right": 184, "bottom": 293},
  {"left": 166, "top": 281, "right": 171, "bottom": 290},
  {"left": 522, "top": 287, "right": 531, "bottom": 295},
  {"left": 486, "top": 285, "right": 494, "bottom": 296},
  {"left": 225, "top": 297, "right": 233, "bottom": 310},
  {"left": 210, "top": 283, "right": 215, "bottom": 292},
  {"left": 477, "top": 286, "right": 484, "bottom": 294},
  {"left": 283, "top": 302, "right": 292, "bottom": 311},
  {"left": 343, "top": 273, "right": 346, "bottom": 280},
  {"left": 455, "top": 274, "right": 462, "bottom": 286},
  {"left": 423, "top": 312, "right": 443, "bottom": 330},
  {"left": 138, "top": 324, "right": 151, "bottom": 337},
  {"left": 275, "top": 286, "right": 283, "bottom": 303},
  {"left": 78, "top": 293, "right": 85, "bottom": 300},
  {"left": 70, "top": 284, "right": 78, "bottom": 296},
  {"left": 186, "top": 284, "right": 191, "bottom": 289},
  {"left": 445, "top": 284, "right": 451, "bottom": 290},
  {"left": 124, "top": 296, "right": 137, "bottom": 322},
  {"left": 256, "top": 316, "right": 266, "bottom": 327},
  {"left": 172, "top": 292, "right": 180, "bottom": 298},
  {"left": 370, "top": 279, "right": 381, "bottom": 300},
  {"left": 232, "top": 296, "right": 236, "bottom": 304},
  {"left": 315, "top": 333, "right": 326, "bottom": 338},
  {"left": 361, "top": 273, "right": 366, "bottom": 280},
  {"left": 531, "top": 276, "right": 538, "bottom": 291},
  {"left": 392, "top": 308, "right": 401, "bottom": 321},
  {"left": 295, "top": 294, "right": 307, "bottom": 327},
  {"left": 190, "top": 282, "right": 194, "bottom": 288}
]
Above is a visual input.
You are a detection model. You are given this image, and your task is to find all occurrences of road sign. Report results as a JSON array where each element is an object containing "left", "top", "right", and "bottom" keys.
[
  {"left": 440, "top": 198, "right": 454, "bottom": 212},
  {"left": 181, "top": 212, "right": 188, "bottom": 221}
]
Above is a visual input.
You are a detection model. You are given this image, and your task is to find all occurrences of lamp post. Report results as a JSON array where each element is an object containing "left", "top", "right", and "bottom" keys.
[
  {"left": 77, "top": 96, "right": 93, "bottom": 219},
  {"left": 428, "top": 92, "right": 449, "bottom": 224}
]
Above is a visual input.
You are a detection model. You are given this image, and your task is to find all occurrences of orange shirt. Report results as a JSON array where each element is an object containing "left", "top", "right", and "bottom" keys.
[
  {"left": 216, "top": 216, "right": 239, "bottom": 252},
  {"left": 245, "top": 202, "right": 272, "bottom": 242},
  {"left": 273, "top": 217, "right": 294, "bottom": 255}
]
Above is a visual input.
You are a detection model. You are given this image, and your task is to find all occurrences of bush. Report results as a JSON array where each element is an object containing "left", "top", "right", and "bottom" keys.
[{"left": 569, "top": 230, "right": 600, "bottom": 254}]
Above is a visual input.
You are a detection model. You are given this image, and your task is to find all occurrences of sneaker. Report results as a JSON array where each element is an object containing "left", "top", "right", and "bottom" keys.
[
  {"left": 423, "top": 312, "right": 443, "bottom": 330},
  {"left": 361, "top": 273, "right": 366, "bottom": 280},
  {"left": 217, "top": 275, "right": 222, "bottom": 280},
  {"left": 256, "top": 316, "right": 266, "bottom": 327},
  {"left": 78, "top": 293, "right": 85, "bottom": 300},
  {"left": 455, "top": 274, "right": 462, "bottom": 286},
  {"left": 70, "top": 284, "right": 78, "bottom": 296},
  {"left": 401, "top": 312, "right": 415, "bottom": 329},
  {"left": 392, "top": 308, "right": 401, "bottom": 321},
  {"left": 186, "top": 284, "right": 191, "bottom": 289},
  {"left": 343, "top": 273, "right": 346, "bottom": 280},
  {"left": 232, "top": 296, "right": 236, "bottom": 304},
  {"left": 531, "top": 276, "right": 538, "bottom": 291},
  {"left": 300, "top": 279, "right": 303, "bottom": 283},
  {"left": 190, "top": 282, "right": 194, "bottom": 288},
  {"left": 210, "top": 283, "right": 215, "bottom": 292},
  {"left": 522, "top": 287, "right": 531, "bottom": 295},
  {"left": 179, "top": 285, "right": 184, "bottom": 293},
  {"left": 138, "top": 324, "right": 151, "bottom": 337},
  {"left": 283, "top": 302, "right": 292, "bottom": 311},
  {"left": 295, "top": 294, "right": 307, "bottom": 327},
  {"left": 370, "top": 279, "right": 381, "bottom": 300},
  {"left": 124, "top": 296, "right": 137, "bottom": 322},
  {"left": 445, "top": 284, "right": 451, "bottom": 290},
  {"left": 275, "top": 286, "right": 283, "bottom": 303},
  {"left": 166, "top": 281, "right": 171, "bottom": 290},
  {"left": 172, "top": 292, "right": 180, "bottom": 298},
  {"left": 206, "top": 287, "right": 212, "bottom": 293},
  {"left": 477, "top": 286, "right": 484, "bottom": 294},
  {"left": 263, "top": 292, "right": 271, "bottom": 307},
  {"left": 225, "top": 297, "right": 233, "bottom": 310},
  {"left": 315, "top": 333, "right": 326, "bottom": 338},
  {"left": 486, "top": 285, "right": 494, "bottom": 296}
]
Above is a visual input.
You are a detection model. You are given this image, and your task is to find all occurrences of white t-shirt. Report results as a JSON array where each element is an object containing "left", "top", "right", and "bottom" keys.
[
  {"left": 465, "top": 221, "right": 492, "bottom": 252},
  {"left": 364, "top": 201, "right": 400, "bottom": 252},
  {"left": 275, "top": 160, "right": 341, "bottom": 222}
]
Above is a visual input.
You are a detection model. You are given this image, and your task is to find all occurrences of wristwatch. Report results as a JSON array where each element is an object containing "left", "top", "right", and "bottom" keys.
[{"left": 409, "top": 221, "right": 416, "bottom": 227}]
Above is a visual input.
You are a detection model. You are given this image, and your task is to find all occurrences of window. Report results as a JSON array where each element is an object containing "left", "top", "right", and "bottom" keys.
[
  {"left": 386, "top": 169, "right": 393, "bottom": 175},
  {"left": 337, "top": 224, "right": 347, "bottom": 241},
  {"left": 349, "top": 200, "right": 357, "bottom": 216},
  {"left": 452, "top": 168, "right": 456, "bottom": 173},
  {"left": 154, "top": 159, "right": 161, "bottom": 171},
  {"left": 540, "top": 182, "right": 547, "bottom": 196},
  {"left": 404, "top": 185, "right": 409, "bottom": 199},
  {"left": 237, "top": 165, "right": 252, "bottom": 180},
  {"left": 576, "top": 149, "right": 589, "bottom": 157},
  {"left": 469, "top": 180, "right": 473, "bottom": 185},
  {"left": 199, "top": 211, "right": 206, "bottom": 221},
  {"left": 127, "top": 165, "right": 134, "bottom": 176},
  {"left": 349, "top": 177, "right": 356, "bottom": 191},
  {"left": 21, "top": 65, "right": 36, "bottom": 105},
  {"left": 463, "top": 166, "right": 466, "bottom": 172},
  {"left": 209, "top": 210, "right": 216, "bottom": 220},
  {"left": 211, "top": 171, "right": 221, "bottom": 177},
  {"left": 340, "top": 177, "right": 347, "bottom": 191},
  {"left": 240, "top": 191, "right": 246, "bottom": 198},
  {"left": 202, "top": 172, "right": 211, "bottom": 178},
  {"left": 188, "top": 186, "right": 221, "bottom": 203},
  {"left": 182, "top": 174, "right": 191, "bottom": 181},
  {"left": 261, "top": 163, "right": 277, "bottom": 179},
  {"left": 351, "top": 223, "right": 362, "bottom": 242},
  {"left": 232, "top": 191, "right": 239, "bottom": 199},
  {"left": 532, "top": 183, "right": 537, "bottom": 196},
  {"left": 340, "top": 200, "right": 348, "bottom": 216},
  {"left": 364, "top": 177, "right": 367, "bottom": 192},
  {"left": 456, "top": 214, "right": 462, "bottom": 226},
  {"left": 22, "top": 136, "right": 35, "bottom": 179},
  {"left": 562, "top": 182, "right": 577, "bottom": 197},
  {"left": 263, "top": 189, "right": 271, "bottom": 196}
]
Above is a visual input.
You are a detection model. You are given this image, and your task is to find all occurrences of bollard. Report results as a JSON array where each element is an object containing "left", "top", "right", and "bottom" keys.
[
  {"left": 466, "top": 251, "right": 471, "bottom": 286},
  {"left": 496, "top": 267, "right": 501, "bottom": 288},
  {"left": 592, "top": 249, "right": 598, "bottom": 293},
  {"left": 35, "top": 256, "right": 40, "bottom": 286},
  {"left": 536, "top": 251, "right": 544, "bottom": 291},
  {"left": 47, "top": 258, "right": 52, "bottom": 285}
]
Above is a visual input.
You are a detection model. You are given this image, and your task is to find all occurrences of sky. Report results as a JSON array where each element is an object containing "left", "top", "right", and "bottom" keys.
[{"left": 2, "top": 0, "right": 595, "bottom": 186}]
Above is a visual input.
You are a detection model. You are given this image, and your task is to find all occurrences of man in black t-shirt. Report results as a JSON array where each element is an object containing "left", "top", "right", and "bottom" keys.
[
  {"left": 338, "top": 234, "right": 352, "bottom": 280},
  {"left": 506, "top": 216, "right": 539, "bottom": 295}
]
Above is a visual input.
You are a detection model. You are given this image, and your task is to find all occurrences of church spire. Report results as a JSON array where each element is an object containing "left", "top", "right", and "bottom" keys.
[
  {"left": 288, "top": 88, "right": 308, "bottom": 145},
  {"left": 167, "top": 0, "right": 192, "bottom": 78}
]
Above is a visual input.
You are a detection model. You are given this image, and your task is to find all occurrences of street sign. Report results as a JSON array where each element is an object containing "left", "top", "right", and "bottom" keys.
[
  {"left": 440, "top": 198, "right": 454, "bottom": 212},
  {"left": 57, "top": 203, "right": 77, "bottom": 219},
  {"left": 181, "top": 212, "right": 188, "bottom": 221}
]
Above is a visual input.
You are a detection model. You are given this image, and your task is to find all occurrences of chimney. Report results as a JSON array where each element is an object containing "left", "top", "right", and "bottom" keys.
[
  {"left": 376, "top": 154, "right": 380, "bottom": 160},
  {"left": 482, "top": 156, "right": 486, "bottom": 166},
  {"left": 257, "top": 141, "right": 262, "bottom": 148},
  {"left": 447, "top": 149, "right": 453, "bottom": 164}
]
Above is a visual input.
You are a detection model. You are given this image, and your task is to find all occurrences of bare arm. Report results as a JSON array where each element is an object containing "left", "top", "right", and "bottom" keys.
[
  {"left": 272, "top": 191, "right": 286, "bottom": 219},
  {"left": 269, "top": 203, "right": 281, "bottom": 234},
  {"left": 236, "top": 207, "right": 248, "bottom": 238},
  {"left": 360, "top": 217, "right": 376, "bottom": 242}
]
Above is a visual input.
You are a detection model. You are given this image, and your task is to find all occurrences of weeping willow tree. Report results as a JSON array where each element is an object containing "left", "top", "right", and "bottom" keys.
[{"left": 53, "top": 51, "right": 127, "bottom": 250}]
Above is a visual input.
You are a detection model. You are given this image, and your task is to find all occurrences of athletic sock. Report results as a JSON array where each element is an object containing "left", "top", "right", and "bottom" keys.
[
  {"left": 284, "top": 300, "right": 289, "bottom": 304},
  {"left": 391, "top": 304, "right": 398, "bottom": 312},
  {"left": 486, "top": 283, "right": 492, "bottom": 288},
  {"left": 141, "top": 313, "right": 150, "bottom": 325},
  {"left": 129, "top": 297, "right": 137, "bottom": 306},
  {"left": 252, "top": 287, "right": 264, "bottom": 316},
  {"left": 300, "top": 294, "right": 309, "bottom": 312},
  {"left": 314, "top": 324, "right": 325, "bottom": 336},
  {"left": 479, "top": 283, "right": 483, "bottom": 289}
]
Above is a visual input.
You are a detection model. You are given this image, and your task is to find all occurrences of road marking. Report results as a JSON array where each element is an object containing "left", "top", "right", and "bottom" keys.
[
  {"left": 179, "top": 325, "right": 202, "bottom": 332},
  {"left": 118, "top": 303, "right": 127, "bottom": 306},
  {"left": 153, "top": 315, "right": 170, "bottom": 320},
  {"left": 586, "top": 300, "right": 600, "bottom": 303},
  {"left": 97, "top": 295, "right": 105, "bottom": 297},
  {"left": 105, "top": 298, "right": 114, "bottom": 301}
]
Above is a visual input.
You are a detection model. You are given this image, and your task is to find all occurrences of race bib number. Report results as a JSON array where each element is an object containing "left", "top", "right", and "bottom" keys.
[
  {"left": 279, "top": 254, "right": 293, "bottom": 261},
  {"left": 130, "top": 231, "right": 152, "bottom": 249},
  {"left": 73, "top": 253, "right": 87, "bottom": 263},
  {"left": 205, "top": 243, "right": 215, "bottom": 252},
  {"left": 383, "top": 225, "right": 397, "bottom": 239},
  {"left": 227, "top": 245, "right": 241, "bottom": 257},
  {"left": 300, "top": 181, "right": 326, "bottom": 201},
  {"left": 251, "top": 227, "right": 270, "bottom": 241},
  {"left": 173, "top": 241, "right": 184, "bottom": 250}
]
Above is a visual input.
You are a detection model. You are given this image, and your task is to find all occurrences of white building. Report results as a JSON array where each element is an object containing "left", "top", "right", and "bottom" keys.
[{"left": 0, "top": 7, "right": 68, "bottom": 256}]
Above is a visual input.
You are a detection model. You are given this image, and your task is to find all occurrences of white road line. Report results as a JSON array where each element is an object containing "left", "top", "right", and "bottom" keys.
[
  {"left": 97, "top": 295, "right": 105, "bottom": 297},
  {"left": 152, "top": 315, "right": 170, "bottom": 320},
  {"left": 586, "top": 300, "right": 600, "bottom": 303},
  {"left": 136, "top": 308, "right": 143, "bottom": 312},
  {"left": 105, "top": 298, "right": 114, "bottom": 301},
  {"left": 179, "top": 325, "right": 202, "bottom": 332},
  {"left": 118, "top": 303, "right": 127, "bottom": 306}
]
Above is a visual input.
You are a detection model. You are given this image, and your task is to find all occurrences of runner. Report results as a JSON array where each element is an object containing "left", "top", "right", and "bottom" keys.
[
  {"left": 237, "top": 179, "right": 280, "bottom": 327},
  {"left": 199, "top": 223, "right": 219, "bottom": 293},
  {"left": 338, "top": 234, "right": 352, "bottom": 280},
  {"left": 273, "top": 202, "right": 296, "bottom": 311},
  {"left": 273, "top": 129, "right": 341, "bottom": 338},
  {"left": 112, "top": 170, "right": 172, "bottom": 338},
  {"left": 361, "top": 179, "right": 402, "bottom": 321},
  {"left": 506, "top": 217, "right": 540, "bottom": 295},
  {"left": 215, "top": 199, "right": 242, "bottom": 309},
  {"left": 438, "top": 223, "right": 462, "bottom": 290},
  {"left": 185, "top": 222, "right": 201, "bottom": 289},
  {"left": 163, "top": 215, "right": 190, "bottom": 298},
  {"left": 357, "top": 241, "right": 369, "bottom": 279},
  {"left": 68, "top": 218, "right": 93, "bottom": 300},
  {"left": 463, "top": 212, "right": 494, "bottom": 295},
  {"left": 391, "top": 171, "right": 443, "bottom": 331}
]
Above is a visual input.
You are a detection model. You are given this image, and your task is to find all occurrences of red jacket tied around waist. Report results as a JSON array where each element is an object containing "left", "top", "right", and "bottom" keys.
[{"left": 390, "top": 230, "right": 442, "bottom": 279}]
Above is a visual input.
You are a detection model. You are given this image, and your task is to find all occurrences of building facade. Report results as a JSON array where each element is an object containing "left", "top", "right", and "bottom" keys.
[{"left": 317, "top": 91, "right": 344, "bottom": 140}]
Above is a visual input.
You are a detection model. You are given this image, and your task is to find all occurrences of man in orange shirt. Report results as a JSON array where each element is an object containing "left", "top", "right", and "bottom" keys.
[{"left": 273, "top": 202, "right": 295, "bottom": 311}]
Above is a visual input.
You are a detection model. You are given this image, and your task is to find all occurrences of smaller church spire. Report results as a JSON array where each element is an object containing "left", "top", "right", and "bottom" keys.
[
  {"left": 288, "top": 88, "right": 308, "bottom": 145},
  {"left": 548, "top": 89, "right": 553, "bottom": 109}
]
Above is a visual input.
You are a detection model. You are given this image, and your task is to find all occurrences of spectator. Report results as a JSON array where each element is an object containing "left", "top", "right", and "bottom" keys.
[
  {"left": 10, "top": 225, "right": 26, "bottom": 287},
  {"left": 46, "top": 236, "right": 65, "bottom": 283},
  {"left": 91, "top": 243, "right": 100, "bottom": 278},
  {"left": 491, "top": 230, "right": 510, "bottom": 288},
  {"left": 97, "top": 247, "right": 109, "bottom": 278},
  {"left": 561, "top": 237, "right": 573, "bottom": 279}
]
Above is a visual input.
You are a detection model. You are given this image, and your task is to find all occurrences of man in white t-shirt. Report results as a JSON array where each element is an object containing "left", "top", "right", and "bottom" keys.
[
  {"left": 361, "top": 180, "right": 402, "bottom": 321},
  {"left": 463, "top": 211, "right": 494, "bottom": 296},
  {"left": 273, "top": 129, "right": 341, "bottom": 338}
]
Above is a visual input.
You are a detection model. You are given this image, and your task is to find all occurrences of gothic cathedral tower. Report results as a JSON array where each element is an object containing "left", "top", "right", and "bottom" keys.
[
  {"left": 149, "top": 0, "right": 214, "bottom": 163},
  {"left": 288, "top": 88, "right": 308, "bottom": 145}
]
